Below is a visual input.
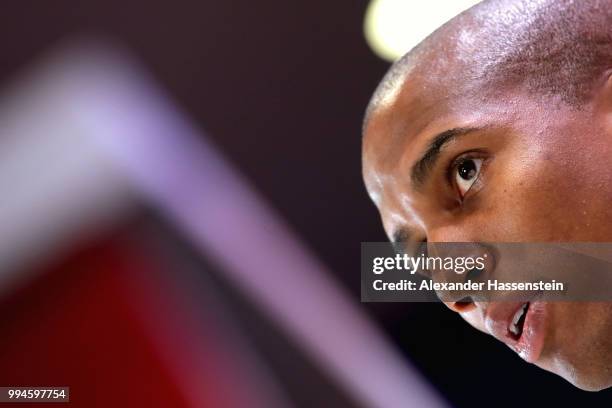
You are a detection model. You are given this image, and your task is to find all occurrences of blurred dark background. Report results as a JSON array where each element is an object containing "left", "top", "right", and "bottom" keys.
[{"left": 0, "top": 1, "right": 611, "bottom": 407}]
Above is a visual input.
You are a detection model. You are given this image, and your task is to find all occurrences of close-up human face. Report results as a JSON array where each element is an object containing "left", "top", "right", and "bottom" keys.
[{"left": 362, "top": 73, "right": 612, "bottom": 390}]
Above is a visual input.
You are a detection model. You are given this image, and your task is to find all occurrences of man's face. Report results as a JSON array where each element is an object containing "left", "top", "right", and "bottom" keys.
[{"left": 362, "top": 70, "right": 612, "bottom": 390}]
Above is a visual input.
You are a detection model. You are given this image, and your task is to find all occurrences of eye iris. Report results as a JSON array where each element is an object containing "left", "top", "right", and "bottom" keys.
[{"left": 458, "top": 159, "right": 477, "bottom": 180}]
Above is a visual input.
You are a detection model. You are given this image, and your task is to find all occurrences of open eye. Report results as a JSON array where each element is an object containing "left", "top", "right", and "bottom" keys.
[{"left": 454, "top": 157, "right": 483, "bottom": 198}]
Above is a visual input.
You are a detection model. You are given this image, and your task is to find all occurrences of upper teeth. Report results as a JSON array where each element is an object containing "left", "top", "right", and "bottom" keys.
[{"left": 510, "top": 303, "right": 528, "bottom": 336}]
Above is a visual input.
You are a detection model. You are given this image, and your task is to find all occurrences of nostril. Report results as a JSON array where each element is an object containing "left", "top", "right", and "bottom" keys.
[{"left": 452, "top": 296, "right": 476, "bottom": 312}]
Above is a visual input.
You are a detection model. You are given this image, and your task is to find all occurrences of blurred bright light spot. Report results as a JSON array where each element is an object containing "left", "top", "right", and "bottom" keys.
[{"left": 364, "top": 0, "right": 481, "bottom": 62}]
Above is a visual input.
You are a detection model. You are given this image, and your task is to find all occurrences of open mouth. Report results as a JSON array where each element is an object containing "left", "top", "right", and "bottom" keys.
[
  {"left": 486, "top": 301, "right": 546, "bottom": 363},
  {"left": 509, "top": 302, "right": 529, "bottom": 340}
]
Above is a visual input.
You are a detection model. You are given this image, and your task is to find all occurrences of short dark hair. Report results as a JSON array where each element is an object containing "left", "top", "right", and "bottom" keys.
[
  {"left": 475, "top": 0, "right": 612, "bottom": 104},
  {"left": 365, "top": 0, "right": 612, "bottom": 131}
]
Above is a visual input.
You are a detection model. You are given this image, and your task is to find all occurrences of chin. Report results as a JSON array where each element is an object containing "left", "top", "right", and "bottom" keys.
[
  {"left": 533, "top": 301, "right": 612, "bottom": 391},
  {"left": 562, "top": 373, "right": 612, "bottom": 392},
  {"left": 537, "top": 355, "right": 612, "bottom": 391}
]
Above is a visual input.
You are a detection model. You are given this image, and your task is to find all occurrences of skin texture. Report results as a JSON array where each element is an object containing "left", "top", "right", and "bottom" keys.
[{"left": 362, "top": 3, "right": 612, "bottom": 391}]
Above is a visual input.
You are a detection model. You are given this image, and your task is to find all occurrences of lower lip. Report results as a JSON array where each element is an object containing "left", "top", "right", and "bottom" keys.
[{"left": 514, "top": 301, "right": 547, "bottom": 363}]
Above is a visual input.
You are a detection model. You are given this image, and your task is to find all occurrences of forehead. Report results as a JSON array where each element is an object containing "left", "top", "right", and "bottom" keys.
[
  {"left": 361, "top": 66, "right": 591, "bottom": 240},
  {"left": 362, "top": 14, "right": 530, "bottom": 180},
  {"left": 363, "top": 70, "right": 488, "bottom": 193},
  {"left": 361, "top": 67, "right": 552, "bottom": 212}
]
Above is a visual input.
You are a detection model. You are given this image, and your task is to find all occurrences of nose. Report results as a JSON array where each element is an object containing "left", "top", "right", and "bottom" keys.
[
  {"left": 446, "top": 258, "right": 489, "bottom": 310},
  {"left": 422, "top": 227, "right": 493, "bottom": 312},
  {"left": 428, "top": 241, "right": 488, "bottom": 290}
]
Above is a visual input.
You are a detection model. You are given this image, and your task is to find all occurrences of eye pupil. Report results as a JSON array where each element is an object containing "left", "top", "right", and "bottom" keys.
[{"left": 458, "top": 160, "right": 477, "bottom": 180}]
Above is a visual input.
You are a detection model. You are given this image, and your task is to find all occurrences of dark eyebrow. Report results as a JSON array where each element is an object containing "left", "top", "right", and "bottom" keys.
[{"left": 410, "top": 127, "right": 482, "bottom": 189}]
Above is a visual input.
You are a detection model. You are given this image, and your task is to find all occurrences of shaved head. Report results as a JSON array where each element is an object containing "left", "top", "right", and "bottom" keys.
[{"left": 365, "top": 0, "right": 612, "bottom": 130}]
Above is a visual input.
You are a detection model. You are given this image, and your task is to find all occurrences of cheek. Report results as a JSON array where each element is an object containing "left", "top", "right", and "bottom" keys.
[{"left": 484, "top": 143, "right": 612, "bottom": 241}]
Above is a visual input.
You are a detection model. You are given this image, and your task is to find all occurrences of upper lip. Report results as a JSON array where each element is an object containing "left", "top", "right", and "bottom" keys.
[{"left": 484, "top": 301, "right": 531, "bottom": 347}]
